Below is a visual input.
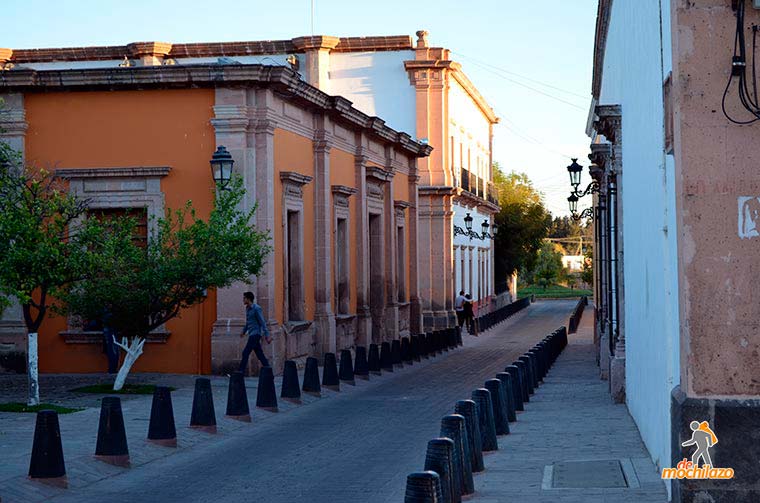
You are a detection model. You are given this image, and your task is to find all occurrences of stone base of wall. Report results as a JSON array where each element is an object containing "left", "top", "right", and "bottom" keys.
[
  {"left": 335, "top": 315, "right": 357, "bottom": 351},
  {"left": 423, "top": 310, "right": 455, "bottom": 332},
  {"left": 599, "top": 331, "right": 610, "bottom": 380},
  {"left": 610, "top": 355, "right": 625, "bottom": 403},
  {"left": 671, "top": 386, "right": 760, "bottom": 502}
]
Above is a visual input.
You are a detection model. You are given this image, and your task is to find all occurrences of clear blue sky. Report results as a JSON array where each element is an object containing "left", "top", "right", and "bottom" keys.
[{"left": 4, "top": 0, "right": 598, "bottom": 216}]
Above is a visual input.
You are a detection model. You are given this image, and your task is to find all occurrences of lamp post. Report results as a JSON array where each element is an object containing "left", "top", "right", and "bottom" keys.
[
  {"left": 481, "top": 221, "right": 491, "bottom": 240},
  {"left": 567, "top": 158, "right": 583, "bottom": 190},
  {"left": 464, "top": 213, "right": 473, "bottom": 233},
  {"left": 210, "top": 146, "right": 234, "bottom": 190}
]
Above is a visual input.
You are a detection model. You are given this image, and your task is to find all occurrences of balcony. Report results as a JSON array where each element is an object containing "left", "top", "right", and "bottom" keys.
[
  {"left": 486, "top": 182, "right": 499, "bottom": 205},
  {"left": 457, "top": 168, "right": 499, "bottom": 209}
]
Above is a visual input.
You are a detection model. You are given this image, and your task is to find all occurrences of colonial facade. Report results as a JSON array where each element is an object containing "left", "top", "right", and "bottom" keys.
[
  {"left": 587, "top": 1, "right": 760, "bottom": 500},
  {"left": 0, "top": 54, "right": 430, "bottom": 375}
]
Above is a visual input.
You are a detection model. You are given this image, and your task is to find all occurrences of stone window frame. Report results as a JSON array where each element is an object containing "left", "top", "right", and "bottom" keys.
[
  {"left": 332, "top": 185, "right": 357, "bottom": 315},
  {"left": 394, "top": 200, "right": 411, "bottom": 304},
  {"left": 56, "top": 166, "right": 172, "bottom": 344},
  {"left": 280, "top": 171, "right": 313, "bottom": 324}
]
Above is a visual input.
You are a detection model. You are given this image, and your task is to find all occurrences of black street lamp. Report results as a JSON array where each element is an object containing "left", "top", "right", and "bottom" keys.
[
  {"left": 481, "top": 220, "right": 491, "bottom": 239},
  {"left": 210, "top": 146, "right": 234, "bottom": 189},
  {"left": 567, "top": 158, "right": 583, "bottom": 189},
  {"left": 567, "top": 193, "right": 579, "bottom": 214},
  {"left": 464, "top": 213, "right": 473, "bottom": 232}
]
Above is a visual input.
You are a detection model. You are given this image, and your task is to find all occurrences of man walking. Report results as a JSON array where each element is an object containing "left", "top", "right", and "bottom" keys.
[
  {"left": 239, "top": 291, "right": 271, "bottom": 373},
  {"left": 455, "top": 290, "right": 467, "bottom": 331}
]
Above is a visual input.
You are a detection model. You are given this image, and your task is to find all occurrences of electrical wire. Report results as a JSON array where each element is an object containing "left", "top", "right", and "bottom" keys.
[{"left": 722, "top": 0, "right": 760, "bottom": 124}]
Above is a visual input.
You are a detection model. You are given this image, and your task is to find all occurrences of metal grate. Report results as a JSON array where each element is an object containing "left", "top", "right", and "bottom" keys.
[{"left": 551, "top": 459, "right": 628, "bottom": 489}]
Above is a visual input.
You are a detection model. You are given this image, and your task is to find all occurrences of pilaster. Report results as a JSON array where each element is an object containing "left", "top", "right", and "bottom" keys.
[{"left": 354, "top": 142, "right": 372, "bottom": 346}]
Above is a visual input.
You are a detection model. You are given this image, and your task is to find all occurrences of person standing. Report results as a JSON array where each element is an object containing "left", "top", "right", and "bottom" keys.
[
  {"left": 455, "top": 290, "right": 467, "bottom": 330},
  {"left": 463, "top": 293, "right": 479, "bottom": 337},
  {"left": 239, "top": 291, "right": 271, "bottom": 373}
]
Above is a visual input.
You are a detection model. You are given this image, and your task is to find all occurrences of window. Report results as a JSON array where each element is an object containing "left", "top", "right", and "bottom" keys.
[
  {"left": 335, "top": 217, "right": 350, "bottom": 314},
  {"left": 287, "top": 210, "right": 304, "bottom": 321},
  {"left": 396, "top": 225, "right": 405, "bottom": 302},
  {"left": 88, "top": 207, "right": 148, "bottom": 247}
]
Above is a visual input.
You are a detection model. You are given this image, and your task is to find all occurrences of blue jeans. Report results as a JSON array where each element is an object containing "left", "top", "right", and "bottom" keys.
[{"left": 239, "top": 335, "right": 269, "bottom": 373}]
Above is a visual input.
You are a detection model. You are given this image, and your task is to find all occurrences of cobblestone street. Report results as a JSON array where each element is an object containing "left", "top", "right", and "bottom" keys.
[{"left": 0, "top": 300, "right": 666, "bottom": 502}]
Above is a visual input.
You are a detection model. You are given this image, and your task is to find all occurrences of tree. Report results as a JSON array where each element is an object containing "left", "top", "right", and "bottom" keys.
[
  {"left": 63, "top": 176, "right": 270, "bottom": 390},
  {"left": 531, "top": 241, "right": 564, "bottom": 290},
  {"left": 581, "top": 248, "right": 594, "bottom": 286},
  {"left": 0, "top": 146, "right": 114, "bottom": 405},
  {"left": 492, "top": 166, "right": 552, "bottom": 293}
]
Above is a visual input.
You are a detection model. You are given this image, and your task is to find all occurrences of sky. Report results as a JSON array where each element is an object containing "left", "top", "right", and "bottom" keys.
[{"left": 3, "top": 0, "right": 598, "bottom": 216}]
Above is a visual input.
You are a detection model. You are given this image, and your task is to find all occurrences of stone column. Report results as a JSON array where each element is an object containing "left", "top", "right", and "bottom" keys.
[
  {"left": 0, "top": 91, "right": 28, "bottom": 373},
  {"left": 353, "top": 143, "right": 372, "bottom": 346},
  {"left": 407, "top": 165, "right": 423, "bottom": 334},
  {"left": 383, "top": 150, "right": 399, "bottom": 341},
  {"left": 291, "top": 36, "right": 340, "bottom": 92},
  {"left": 312, "top": 118, "right": 336, "bottom": 355}
]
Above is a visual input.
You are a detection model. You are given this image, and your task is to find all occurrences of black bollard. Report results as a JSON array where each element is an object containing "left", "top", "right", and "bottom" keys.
[
  {"left": 513, "top": 360, "right": 530, "bottom": 402},
  {"left": 322, "top": 352, "right": 340, "bottom": 392},
  {"left": 504, "top": 365, "right": 524, "bottom": 412},
  {"left": 368, "top": 344, "right": 382, "bottom": 376},
  {"left": 518, "top": 356, "right": 535, "bottom": 395},
  {"left": 424, "top": 438, "right": 458, "bottom": 503},
  {"left": 425, "top": 332, "right": 434, "bottom": 356},
  {"left": 455, "top": 327, "right": 463, "bottom": 346},
  {"left": 148, "top": 386, "right": 177, "bottom": 447},
  {"left": 281, "top": 360, "right": 302, "bottom": 403},
  {"left": 404, "top": 471, "right": 444, "bottom": 503},
  {"left": 302, "top": 356, "right": 322, "bottom": 397},
  {"left": 354, "top": 346, "right": 370, "bottom": 380},
  {"left": 496, "top": 372, "right": 517, "bottom": 422},
  {"left": 438, "top": 415, "right": 465, "bottom": 499},
  {"left": 449, "top": 328, "right": 458, "bottom": 349},
  {"left": 525, "top": 352, "right": 540, "bottom": 388},
  {"left": 455, "top": 400, "right": 484, "bottom": 473},
  {"left": 391, "top": 339, "right": 403, "bottom": 368},
  {"left": 190, "top": 377, "right": 217, "bottom": 433},
  {"left": 410, "top": 335, "right": 421, "bottom": 362},
  {"left": 418, "top": 334, "right": 429, "bottom": 359},
  {"left": 441, "top": 414, "right": 474, "bottom": 496},
  {"left": 339, "top": 349, "right": 356, "bottom": 385},
  {"left": 471, "top": 388, "right": 498, "bottom": 452},
  {"left": 484, "top": 379, "right": 510, "bottom": 436},
  {"left": 95, "top": 397, "right": 130, "bottom": 466},
  {"left": 401, "top": 337, "right": 413, "bottom": 364},
  {"left": 380, "top": 341, "right": 394, "bottom": 372},
  {"left": 256, "top": 366, "right": 278, "bottom": 412},
  {"left": 439, "top": 331, "right": 449, "bottom": 352},
  {"left": 226, "top": 371, "right": 251, "bottom": 421},
  {"left": 28, "top": 410, "right": 67, "bottom": 486}
]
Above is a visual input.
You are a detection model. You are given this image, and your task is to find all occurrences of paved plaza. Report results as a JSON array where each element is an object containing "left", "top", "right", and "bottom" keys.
[{"left": 0, "top": 300, "right": 667, "bottom": 502}]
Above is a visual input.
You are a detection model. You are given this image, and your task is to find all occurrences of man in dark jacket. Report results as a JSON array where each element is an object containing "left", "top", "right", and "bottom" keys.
[{"left": 238, "top": 291, "right": 271, "bottom": 373}]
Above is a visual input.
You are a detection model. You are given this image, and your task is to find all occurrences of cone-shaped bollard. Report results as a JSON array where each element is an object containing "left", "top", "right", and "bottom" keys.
[
  {"left": 410, "top": 335, "right": 421, "bottom": 362},
  {"left": 401, "top": 337, "right": 413, "bottom": 364},
  {"left": 455, "top": 399, "right": 484, "bottom": 473},
  {"left": 425, "top": 332, "right": 434, "bottom": 357},
  {"left": 439, "top": 414, "right": 469, "bottom": 498},
  {"left": 514, "top": 360, "right": 530, "bottom": 402},
  {"left": 456, "top": 327, "right": 463, "bottom": 346},
  {"left": 484, "top": 379, "right": 510, "bottom": 436},
  {"left": 302, "top": 356, "right": 322, "bottom": 397},
  {"left": 471, "top": 388, "right": 498, "bottom": 452},
  {"left": 442, "top": 414, "right": 474, "bottom": 496},
  {"left": 418, "top": 334, "right": 429, "bottom": 359},
  {"left": 368, "top": 344, "right": 382, "bottom": 375},
  {"left": 380, "top": 341, "right": 394, "bottom": 372},
  {"left": 404, "top": 470, "right": 444, "bottom": 503},
  {"left": 496, "top": 372, "right": 517, "bottom": 422},
  {"left": 391, "top": 339, "right": 403, "bottom": 368},
  {"left": 354, "top": 346, "right": 370, "bottom": 380},
  {"left": 190, "top": 378, "right": 217, "bottom": 433},
  {"left": 424, "top": 438, "right": 458, "bottom": 503},
  {"left": 440, "top": 331, "right": 449, "bottom": 352},
  {"left": 504, "top": 365, "right": 524, "bottom": 412},
  {"left": 95, "top": 397, "right": 130, "bottom": 466},
  {"left": 226, "top": 371, "right": 251, "bottom": 421},
  {"left": 322, "top": 352, "right": 340, "bottom": 391},
  {"left": 518, "top": 356, "right": 535, "bottom": 395},
  {"left": 148, "top": 386, "right": 177, "bottom": 447},
  {"left": 448, "top": 328, "right": 458, "bottom": 349},
  {"left": 339, "top": 349, "right": 356, "bottom": 385},
  {"left": 29, "top": 410, "right": 67, "bottom": 486},
  {"left": 281, "top": 360, "right": 302, "bottom": 403},
  {"left": 525, "top": 352, "right": 540, "bottom": 388},
  {"left": 256, "top": 366, "right": 278, "bottom": 412}
]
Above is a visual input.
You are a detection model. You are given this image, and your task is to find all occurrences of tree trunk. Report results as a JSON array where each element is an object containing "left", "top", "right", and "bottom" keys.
[
  {"left": 112, "top": 336, "right": 145, "bottom": 391},
  {"left": 27, "top": 332, "right": 40, "bottom": 406}
]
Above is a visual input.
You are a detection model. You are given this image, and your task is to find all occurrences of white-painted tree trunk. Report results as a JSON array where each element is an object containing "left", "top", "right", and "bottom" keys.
[
  {"left": 27, "top": 332, "right": 40, "bottom": 406},
  {"left": 112, "top": 336, "right": 145, "bottom": 391}
]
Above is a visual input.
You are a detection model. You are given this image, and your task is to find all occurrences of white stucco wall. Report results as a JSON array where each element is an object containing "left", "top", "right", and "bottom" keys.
[
  {"left": 449, "top": 79, "right": 491, "bottom": 182},
  {"left": 327, "top": 51, "right": 416, "bottom": 136},
  {"left": 598, "top": 0, "right": 680, "bottom": 488},
  {"left": 452, "top": 202, "right": 492, "bottom": 304}
]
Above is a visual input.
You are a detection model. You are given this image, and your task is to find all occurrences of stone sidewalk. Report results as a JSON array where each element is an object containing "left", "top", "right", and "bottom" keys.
[{"left": 469, "top": 306, "right": 668, "bottom": 502}]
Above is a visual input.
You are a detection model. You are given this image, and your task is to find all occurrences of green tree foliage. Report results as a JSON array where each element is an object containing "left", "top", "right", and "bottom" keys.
[
  {"left": 492, "top": 166, "right": 552, "bottom": 292},
  {"left": 581, "top": 247, "right": 594, "bottom": 286},
  {"left": 63, "top": 176, "right": 271, "bottom": 342},
  {"left": 531, "top": 241, "right": 564, "bottom": 290}
]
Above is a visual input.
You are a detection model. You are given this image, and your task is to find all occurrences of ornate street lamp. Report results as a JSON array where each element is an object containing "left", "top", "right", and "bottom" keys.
[
  {"left": 210, "top": 146, "right": 234, "bottom": 189},
  {"left": 567, "top": 158, "right": 583, "bottom": 189},
  {"left": 481, "top": 220, "right": 491, "bottom": 239},
  {"left": 567, "top": 194, "right": 579, "bottom": 214},
  {"left": 464, "top": 213, "right": 473, "bottom": 232}
]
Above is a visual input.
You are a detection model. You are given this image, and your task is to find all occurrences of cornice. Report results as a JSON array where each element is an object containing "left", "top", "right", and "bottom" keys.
[
  {"left": 56, "top": 166, "right": 171, "bottom": 179},
  {"left": 591, "top": 0, "right": 613, "bottom": 99}
]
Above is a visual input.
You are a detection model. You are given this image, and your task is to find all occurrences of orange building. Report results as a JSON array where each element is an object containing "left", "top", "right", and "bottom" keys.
[{"left": 0, "top": 52, "right": 430, "bottom": 374}]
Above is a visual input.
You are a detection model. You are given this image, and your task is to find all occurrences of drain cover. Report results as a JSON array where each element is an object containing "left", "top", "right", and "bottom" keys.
[{"left": 552, "top": 459, "right": 628, "bottom": 488}]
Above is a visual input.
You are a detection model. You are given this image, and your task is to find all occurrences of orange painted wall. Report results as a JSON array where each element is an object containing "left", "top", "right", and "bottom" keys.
[
  {"left": 329, "top": 148, "right": 359, "bottom": 313},
  {"left": 24, "top": 88, "right": 216, "bottom": 374},
  {"left": 273, "top": 129, "right": 315, "bottom": 323},
  {"left": 393, "top": 173, "right": 412, "bottom": 303}
]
